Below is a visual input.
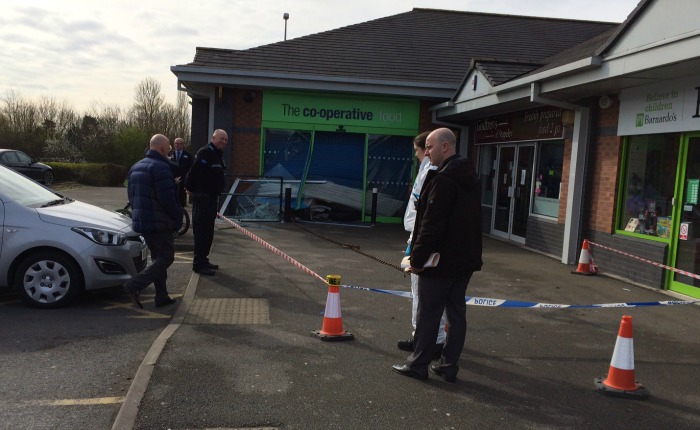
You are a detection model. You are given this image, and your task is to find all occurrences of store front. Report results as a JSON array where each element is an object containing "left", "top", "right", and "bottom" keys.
[
  {"left": 260, "top": 90, "right": 420, "bottom": 223},
  {"left": 475, "top": 106, "right": 565, "bottom": 247},
  {"left": 617, "top": 76, "right": 700, "bottom": 297}
]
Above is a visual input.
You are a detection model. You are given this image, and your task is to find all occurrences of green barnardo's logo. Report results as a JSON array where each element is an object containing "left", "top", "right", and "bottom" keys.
[{"left": 635, "top": 113, "right": 644, "bottom": 127}]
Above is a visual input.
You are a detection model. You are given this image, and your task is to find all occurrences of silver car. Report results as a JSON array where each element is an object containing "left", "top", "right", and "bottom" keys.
[{"left": 0, "top": 165, "right": 147, "bottom": 308}]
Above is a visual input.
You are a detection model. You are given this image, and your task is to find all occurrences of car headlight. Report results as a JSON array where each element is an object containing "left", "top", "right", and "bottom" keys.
[{"left": 72, "top": 227, "right": 127, "bottom": 246}]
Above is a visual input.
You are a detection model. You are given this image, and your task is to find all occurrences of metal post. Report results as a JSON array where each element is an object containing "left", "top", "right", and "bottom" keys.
[
  {"left": 283, "top": 13, "right": 289, "bottom": 41},
  {"left": 284, "top": 185, "right": 292, "bottom": 222},
  {"left": 370, "top": 187, "right": 378, "bottom": 226}
]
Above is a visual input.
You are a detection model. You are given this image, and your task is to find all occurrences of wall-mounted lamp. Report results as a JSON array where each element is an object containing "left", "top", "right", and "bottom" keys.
[
  {"left": 336, "top": 125, "right": 346, "bottom": 132},
  {"left": 561, "top": 110, "right": 575, "bottom": 126},
  {"left": 598, "top": 95, "right": 613, "bottom": 109}
]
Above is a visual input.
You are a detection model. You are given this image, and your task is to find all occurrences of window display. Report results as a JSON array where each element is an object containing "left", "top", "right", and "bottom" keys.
[
  {"left": 618, "top": 134, "right": 679, "bottom": 237},
  {"left": 532, "top": 141, "right": 563, "bottom": 217}
]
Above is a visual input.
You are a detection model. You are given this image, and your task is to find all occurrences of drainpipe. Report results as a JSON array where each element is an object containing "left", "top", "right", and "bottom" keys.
[{"left": 531, "top": 83, "right": 590, "bottom": 265}]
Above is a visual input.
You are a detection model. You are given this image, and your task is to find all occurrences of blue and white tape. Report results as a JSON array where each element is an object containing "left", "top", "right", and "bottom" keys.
[{"left": 340, "top": 284, "right": 699, "bottom": 308}]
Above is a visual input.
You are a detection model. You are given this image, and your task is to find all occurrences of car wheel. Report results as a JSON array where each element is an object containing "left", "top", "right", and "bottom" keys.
[
  {"left": 43, "top": 170, "right": 54, "bottom": 185},
  {"left": 14, "top": 251, "right": 84, "bottom": 308}
]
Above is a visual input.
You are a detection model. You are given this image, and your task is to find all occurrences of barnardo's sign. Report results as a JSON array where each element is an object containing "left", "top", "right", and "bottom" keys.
[
  {"left": 618, "top": 76, "right": 700, "bottom": 135},
  {"left": 474, "top": 106, "right": 563, "bottom": 144},
  {"left": 262, "top": 91, "right": 419, "bottom": 131}
]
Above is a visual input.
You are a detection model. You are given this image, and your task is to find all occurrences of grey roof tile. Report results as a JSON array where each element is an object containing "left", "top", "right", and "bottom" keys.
[{"left": 180, "top": 9, "right": 618, "bottom": 88}]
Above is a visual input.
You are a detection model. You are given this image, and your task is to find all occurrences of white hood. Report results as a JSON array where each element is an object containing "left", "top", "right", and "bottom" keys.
[{"left": 37, "top": 200, "right": 133, "bottom": 232}]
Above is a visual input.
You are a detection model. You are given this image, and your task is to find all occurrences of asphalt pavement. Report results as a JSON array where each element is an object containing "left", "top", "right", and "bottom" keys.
[{"left": 58, "top": 186, "right": 700, "bottom": 429}]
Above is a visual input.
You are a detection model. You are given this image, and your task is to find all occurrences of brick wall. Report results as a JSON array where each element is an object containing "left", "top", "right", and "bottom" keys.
[
  {"left": 585, "top": 97, "right": 622, "bottom": 234},
  {"left": 230, "top": 88, "right": 263, "bottom": 177}
]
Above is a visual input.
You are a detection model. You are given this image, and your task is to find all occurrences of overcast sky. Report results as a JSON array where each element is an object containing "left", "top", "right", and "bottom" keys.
[{"left": 0, "top": 0, "right": 641, "bottom": 113}]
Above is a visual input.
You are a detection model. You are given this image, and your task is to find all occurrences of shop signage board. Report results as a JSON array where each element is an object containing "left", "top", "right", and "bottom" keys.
[
  {"left": 474, "top": 106, "right": 563, "bottom": 144},
  {"left": 262, "top": 91, "right": 419, "bottom": 132},
  {"left": 618, "top": 75, "right": 700, "bottom": 135}
]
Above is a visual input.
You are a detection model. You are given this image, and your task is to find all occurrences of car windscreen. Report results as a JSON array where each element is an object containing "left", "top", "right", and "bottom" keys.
[{"left": 0, "top": 165, "right": 60, "bottom": 207}]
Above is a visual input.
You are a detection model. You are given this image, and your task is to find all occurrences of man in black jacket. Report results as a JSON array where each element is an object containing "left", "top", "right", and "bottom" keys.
[
  {"left": 392, "top": 127, "right": 483, "bottom": 382},
  {"left": 185, "top": 129, "right": 228, "bottom": 276}
]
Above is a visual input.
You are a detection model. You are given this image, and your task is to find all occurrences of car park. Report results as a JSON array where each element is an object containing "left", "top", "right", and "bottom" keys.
[
  {"left": 0, "top": 164, "right": 147, "bottom": 308},
  {"left": 0, "top": 148, "right": 54, "bottom": 185}
]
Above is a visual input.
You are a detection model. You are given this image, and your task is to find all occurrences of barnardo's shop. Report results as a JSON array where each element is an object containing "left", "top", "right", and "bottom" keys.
[{"left": 172, "top": 1, "right": 700, "bottom": 298}]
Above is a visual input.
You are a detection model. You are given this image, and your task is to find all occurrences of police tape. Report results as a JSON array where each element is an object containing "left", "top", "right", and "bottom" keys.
[
  {"left": 216, "top": 215, "right": 699, "bottom": 309},
  {"left": 339, "top": 284, "right": 699, "bottom": 308},
  {"left": 588, "top": 241, "right": 700, "bottom": 281}
]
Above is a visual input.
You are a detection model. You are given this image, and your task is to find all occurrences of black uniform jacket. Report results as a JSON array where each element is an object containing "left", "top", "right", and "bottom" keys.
[
  {"left": 410, "top": 154, "right": 483, "bottom": 277},
  {"left": 185, "top": 143, "right": 226, "bottom": 197}
]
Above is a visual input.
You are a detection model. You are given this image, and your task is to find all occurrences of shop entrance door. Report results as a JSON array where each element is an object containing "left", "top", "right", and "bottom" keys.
[
  {"left": 669, "top": 135, "right": 700, "bottom": 297},
  {"left": 492, "top": 144, "right": 535, "bottom": 243}
]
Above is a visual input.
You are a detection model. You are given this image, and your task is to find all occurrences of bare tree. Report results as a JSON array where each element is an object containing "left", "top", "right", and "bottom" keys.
[{"left": 130, "top": 77, "right": 165, "bottom": 136}]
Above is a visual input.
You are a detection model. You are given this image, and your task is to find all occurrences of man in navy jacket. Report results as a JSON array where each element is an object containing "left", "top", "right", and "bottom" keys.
[{"left": 123, "top": 134, "right": 183, "bottom": 308}]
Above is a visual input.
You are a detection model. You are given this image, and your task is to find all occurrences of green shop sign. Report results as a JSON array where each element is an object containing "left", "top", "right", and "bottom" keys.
[{"left": 262, "top": 91, "right": 419, "bottom": 131}]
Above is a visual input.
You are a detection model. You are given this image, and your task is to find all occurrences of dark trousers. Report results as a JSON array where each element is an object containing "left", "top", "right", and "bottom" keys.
[
  {"left": 407, "top": 272, "right": 473, "bottom": 375},
  {"left": 127, "top": 232, "right": 174, "bottom": 300},
  {"left": 177, "top": 182, "right": 188, "bottom": 207},
  {"left": 191, "top": 193, "right": 218, "bottom": 268}
]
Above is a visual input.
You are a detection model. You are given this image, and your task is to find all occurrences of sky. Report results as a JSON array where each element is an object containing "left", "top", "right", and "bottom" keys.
[{"left": 0, "top": 0, "right": 642, "bottom": 113}]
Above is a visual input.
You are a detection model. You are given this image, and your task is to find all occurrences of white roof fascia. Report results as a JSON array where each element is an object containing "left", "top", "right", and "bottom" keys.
[
  {"left": 535, "top": 34, "right": 700, "bottom": 95},
  {"left": 170, "top": 66, "right": 456, "bottom": 99}
]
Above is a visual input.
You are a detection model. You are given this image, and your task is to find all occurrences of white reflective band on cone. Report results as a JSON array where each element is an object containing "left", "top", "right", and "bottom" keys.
[
  {"left": 325, "top": 293, "right": 341, "bottom": 318},
  {"left": 609, "top": 336, "right": 635, "bottom": 370}
]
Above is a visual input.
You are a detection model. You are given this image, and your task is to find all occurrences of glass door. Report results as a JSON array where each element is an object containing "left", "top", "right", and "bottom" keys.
[
  {"left": 669, "top": 135, "right": 700, "bottom": 297},
  {"left": 492, "top": 144, "right": 535, "bottom": 243},
  {"left": 493, "top": 146, "right": 515, "bottom": 239}
]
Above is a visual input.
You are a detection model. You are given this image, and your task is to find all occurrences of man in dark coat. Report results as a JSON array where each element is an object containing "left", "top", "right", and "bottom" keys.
[
  {"left": 169, "top": 137, "right": 193, "bottom": 207},
  {"left": 392, "top": 127, "right": 483, "bottom": 382},
  {"left": 123, "top": 134, "right": 183, "bottom": 308},
  {"left": 185, "top": 129, "right": 228, "bottom": 276}
]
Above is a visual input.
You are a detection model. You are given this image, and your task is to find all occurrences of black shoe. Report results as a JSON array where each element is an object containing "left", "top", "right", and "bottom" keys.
[
  {"left": 397, "top": 338, "right": 415, "bottom": 352},
  {"left": 392, "top": 364, "right": 428, "bottom": 380},
  {"left": 205, "top": 262, "right": 219, "bottom": 270},
  {"left": 432, "top": 343, "right": 445, "bottom": 360},
  {"left": 193, "top": 266, "right": 215, "bottom": 276},
  {"left": 123, "top": 285, "right": 143, "bottom": 309},
  {"left": 155, "top": 297, "right": 176, "bottom": 308},
  {"left": 429, "top": 364, "right": 457, "bottom": 383}
]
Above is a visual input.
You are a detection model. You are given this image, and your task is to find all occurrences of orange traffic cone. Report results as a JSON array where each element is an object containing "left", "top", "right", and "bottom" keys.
[
  {"left": 594, "top": 315, "right": 649, "bottom": 399},
  {"left": 572, "top": 239, "right": 598, "bottom": 275},
  {"left": 312, "top": 275, "right": 354, "bottom": 342}
]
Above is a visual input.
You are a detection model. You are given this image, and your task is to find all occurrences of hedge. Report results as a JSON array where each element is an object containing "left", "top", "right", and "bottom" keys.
[{"left": 47, "top": 162, "right": 129, "bottom": 187}]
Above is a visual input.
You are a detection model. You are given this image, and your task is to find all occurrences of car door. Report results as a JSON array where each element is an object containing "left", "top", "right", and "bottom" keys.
[{"left": 13, "top": 151, "right": 40, "bottom": 181}]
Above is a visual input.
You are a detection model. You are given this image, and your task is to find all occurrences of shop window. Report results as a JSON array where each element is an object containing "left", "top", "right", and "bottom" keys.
[
  {"left": 477, "top": 145, "right": 496, "bottom": 206},
  {"left": 262, "top": 128, "right": 412, "bottom": 221},
  {"left": 532, "top": 141, "right": 563, "bottom": 217},
  {"left": 366, "top": 134, "right": 414, "bottom": 217},
  {"left": 618, "top": 134, "right": 679, "bottom": 237}
]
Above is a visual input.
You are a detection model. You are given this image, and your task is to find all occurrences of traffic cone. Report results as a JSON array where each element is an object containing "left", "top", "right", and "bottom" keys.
[
  {"left": 594, "top": 315, "right": 649, "bottom": 399},
  {"left": 572, "top": 239, "right": 597, "bottom": 275},
  {"left": 312, "top": 275, "right": 354, "bottom": 342}
]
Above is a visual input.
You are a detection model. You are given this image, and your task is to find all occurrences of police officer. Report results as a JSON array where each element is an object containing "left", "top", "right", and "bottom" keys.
[{"left": 185, "top": 129, "right": 228, "bottom": 276}]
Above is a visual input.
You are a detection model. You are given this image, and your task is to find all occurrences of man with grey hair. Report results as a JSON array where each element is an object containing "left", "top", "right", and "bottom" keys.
[
  {"left": 393, "top": 127, "right": 483, "bottom": 382},
  {"left": 124, "top": 134, "right": 182, "bottom": 308},
  {"left": 185, "top": 129, "right": 228, "bottom": 276}
]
